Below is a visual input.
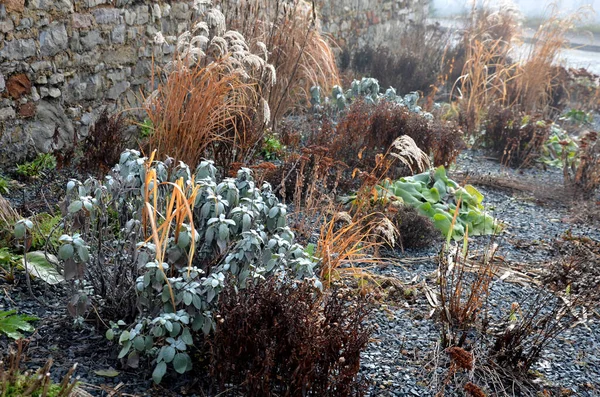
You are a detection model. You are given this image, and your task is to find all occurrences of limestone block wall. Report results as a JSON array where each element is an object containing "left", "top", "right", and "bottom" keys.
[
  {"left": 0, "top": 0, "right": 195, "bottom": 165},
  {"left": 317, "top": 0, "right": 430, "bottom": 52}
]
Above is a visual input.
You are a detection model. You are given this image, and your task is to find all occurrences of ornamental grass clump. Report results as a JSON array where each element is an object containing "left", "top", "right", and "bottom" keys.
[
  {"left": 146, "top": 4, "right": 276, "bottom": 169},
  {"left": 219, "top": 0, "right": 340, "bottom": 122}
]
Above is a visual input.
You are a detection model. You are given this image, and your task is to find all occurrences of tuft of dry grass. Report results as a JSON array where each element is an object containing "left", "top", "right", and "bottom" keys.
[
  {"left": 146, "top": 7, "right": 276, "bottom": 168},
  {"left": 438, "top": 236, "right": 499, "bottom": 347},
  {"left": 142, "top": 151, "right": 199, "bottom": 308},
  {"left": 145, "top": 57, "right": 255, "bottom": 168},
  {"left": 453, "top": 3, "right": 587, "bottom": 134}
]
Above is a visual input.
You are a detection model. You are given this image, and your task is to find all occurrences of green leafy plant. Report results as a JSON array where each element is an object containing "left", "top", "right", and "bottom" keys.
[
  {"left": 540, "top": 124, "right": 579, "bottom": 168},
  {"left": 0, "top": 176, "right": 10, "bottom": 195},
  {"left": 373, "top": 166, "right": 500, "bottom": 240},
  {"left": 15, "top": 154, "right": 57, "bottom": 179},
  {"left": 561, "top": 108, "right": 593, "bottom": 125},
  {"left": 0, "top": 311, "right": 37, "bottom": 340},
  {"left": 261, "top": 134, "right": 284, "bottom": 160},
  {"left": 139, "top": 118, "right": 154, "bottom": 139},
  {"left": 0, "top": 248, "right": 21, "bottom": 283},
  {"left": 30, "top": 213, "right": 62, "bottom": 251}
]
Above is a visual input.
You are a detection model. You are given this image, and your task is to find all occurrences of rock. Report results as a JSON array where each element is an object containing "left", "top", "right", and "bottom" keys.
[
  {"left": 111, "top": 24, "right": 125, "bottom": 44},
  {"left": 0, "top": 38, "right": 36, "bottom": 60},
  {"left": 80, "top": 30, "right": 104, "bottom": 50},
  {"left": 72, "top": 13, "right": 94, "bottom": 29},
  {"left": 31, "top": 61, "right": 52, "bottom": 73},
  {"left": 27, "top": 100, "right": 75, "bottom": 152},
  {"left": 3, "top": 0, "right": 24, "bottom": 13},
  {"left": 48, "top": 73, "right": 64, "bottom": 85},
  {"left": 18, "top": 102, "right": 36, "bottom": 118},
  {"left": 135, "top": 5, "right": 149, "bottom": 24},
  {"left": 0, "top": 73, "right": 5, "bottom": 93},
  {"left": 107, "top": 81, "right": 129, "bottom": 100},
  {"left": 0, "top": 107, "right": 15, "bottom": 121},
  {"left": 124, "top": 10, "right": 136, "bottom": 25},
  {"left": 48, "top": 87, "right": 60, "bottom": 98},
  {"left": 6, "top": 73, "right": 31, "bottom": 99},
  {"left": 17, "top": 17, "right": 33, "bottom": 30},
  {"left": 36, "top": 75, "right": 47, "bottom": 84},
  {"left": 0, "top": 18, "right": 14, "bottom": 33},
  {"left": 92, "top": 8, "right": 120, "bottom": 25},
  {"left": 171, "top": 3, "right": 189, "bottom": 20},
  {"left": 39, "top": 23, "right": 68, "bottom": 57},
  {"left": 104, "top": 47, "right": 136, "bottom": 65}
]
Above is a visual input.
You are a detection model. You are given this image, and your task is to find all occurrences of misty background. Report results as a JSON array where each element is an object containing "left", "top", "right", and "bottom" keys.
[{"left": 432, "top": 0, "right": 600, "bottom": 22}]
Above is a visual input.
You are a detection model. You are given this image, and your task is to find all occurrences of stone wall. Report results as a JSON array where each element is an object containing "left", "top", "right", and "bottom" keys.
[
  {"left": 317, "top": 0, "right": 430, "bottom": 52},
  {"left": 0, "top": 0, "right": 429, "bottom": 166},
  {"left": 0, "top": 0, "right": 195, "bottom": 165}
]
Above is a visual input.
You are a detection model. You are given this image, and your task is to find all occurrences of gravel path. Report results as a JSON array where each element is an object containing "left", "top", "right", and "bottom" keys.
[{"left": 360, "top": 151, "right": 600, "bottom": 396}]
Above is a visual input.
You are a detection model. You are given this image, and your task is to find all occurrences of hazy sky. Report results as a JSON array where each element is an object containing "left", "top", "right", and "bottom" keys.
[{"left": 432, "top": 0, "right": 599, "bottom": 21}]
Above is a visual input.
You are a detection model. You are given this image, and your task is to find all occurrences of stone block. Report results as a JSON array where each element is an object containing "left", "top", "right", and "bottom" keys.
[
  {"left": 0, "top": 18, "right": 13, "bottom": 33},
  {"left": 112, "top": 24, "right": 125, "bottom": 44},
  {"left": 107, "top": 80, "right": 129, "bottom": 100},
  {"left": 135, "top": 5, "right": 149, "bottom": 25},
  {"left": 27, "top": 100, "right": 75, "bottom": 152},
  {"left": 92, "top": 8, "right": 120, "bottom": 25},
  {"left": 73, "top": 13, "right": 94, "bottom": 29},
  {"left": 104, "top": 46, "right": 136, "bottom": 65},
  {"left": 0, "top": 38, "right": 36, "bottom": 60},
  {"left": 0, "top": 106, "right": 15, "bottom": 121},
  {"left": 3, "top": 0, "right": 24, "bottom": 13},
  {"left": 6, "top": 73, "right": 31, "bottom": 99},
  {"left": 81, "top": 30, "right": 104, "bottom": 50},
  {"left": 48, "top": 73, "right": 64, "bottom": 85},
  {"left": 40, "top": 23, "right": 68, "bottom": 57},
  {"left": 18, "top": 102, "right": 35, "bottom": 118}
]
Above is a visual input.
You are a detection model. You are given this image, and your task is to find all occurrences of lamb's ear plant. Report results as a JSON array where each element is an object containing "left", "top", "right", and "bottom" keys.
[{"left": 54, "top": 149, "right": 319, "bottom": 383}]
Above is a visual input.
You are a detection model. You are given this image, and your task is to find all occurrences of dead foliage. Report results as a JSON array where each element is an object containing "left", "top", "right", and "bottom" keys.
[
  {"left": 209, "top": 278, "right": 370, "bottom": 397},
  {"left": 564, "top": 131, "right": 600, "bottom": 199},
  {"left": 79, "top": 109, "right": 129, "bottom": 177},
  {"left": 349, "top": 21, "right": 452, "bottom": 96},
  {"left": 481, "top": 106, "right": 551, "bottom": 167},
  {"left": 146, "top": 57, "right": 256, "bottom": 169},
  {"left": 542, "top": 231, "right": 600, "bottom": 301},
  {"left": 316, "top": 100, "right": 463, "bottom": 177}
]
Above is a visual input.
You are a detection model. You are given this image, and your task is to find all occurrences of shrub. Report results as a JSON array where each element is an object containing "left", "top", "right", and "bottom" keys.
[
  {"left": 453, "top": 4, "right": 584, "bottom": 133},
  {"left": 437, "top": 241, "right": 498, "bottom": 347},
  {"left": 79, "top": 109, "right": 128, "bottom": 177},
  {"left": 147, "top": 6, "right": 275, "bottom": 169},
  {"left": 390, "top": 204, "right": 440, "bottom": 250},
  {"left": 481, "top": 106, "right": 550, "bottom": 167},
  {"left": 209, "top": 278, "right": 369, "bottom": 396},
  {"left": 324, "top": 99, "right": 463, "bottom": 174},
  {"left": 349, "top": 22, "right": 451, "bottom": 95},
  {"left": 57, "top": 149, "right": 318, "bottom": 382}
]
